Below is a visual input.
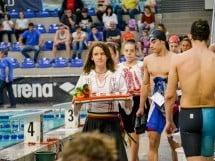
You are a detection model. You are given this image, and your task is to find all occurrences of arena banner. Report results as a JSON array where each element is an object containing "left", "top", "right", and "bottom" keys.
[{"left": 4, "top": 76, "right": 79, "bottom": 104}]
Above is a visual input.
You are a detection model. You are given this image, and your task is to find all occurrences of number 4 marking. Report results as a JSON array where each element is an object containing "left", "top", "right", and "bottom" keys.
[{"left": 28, "top": 122, "right": 35, "bottom": 136}]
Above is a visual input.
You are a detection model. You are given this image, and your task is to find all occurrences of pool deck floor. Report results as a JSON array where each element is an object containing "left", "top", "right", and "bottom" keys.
[{"left": 0, "top": 104, "right": 173, "bottom": 161}]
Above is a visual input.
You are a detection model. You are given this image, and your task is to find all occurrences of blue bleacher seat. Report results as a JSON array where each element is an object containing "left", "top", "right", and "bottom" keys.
[
  {"left": 11, "top": 42, "right": 21, "bottom": 51},
  {"left": 42, "top": 40, "right": 53, "bottom": 51},
  {"left": 24, "top": 9, "right": 35, "bottom": 18},
  {"left": 37, "top": 10, "right": 50, "bottom": 17},
  {"left": 38, "top": 57, "right": 52, "bottom": 68},
  {"left": 70, "top": 58, "right": 83, "bottom": 67},
  {"left": 35, "top": 24, "right": 46, "bottom": 33},
  {"left": 53, "top": 57, "right": 68, "bottom": 67},
  {"left": 21, "top": 58, "right": 35, "bottom": 68},
  {"left": 8, "top": 9, "right": 19, "bottom": 18},
  {"left": 48, "top": 24, "right": 59, "bottom": 33},
  {"left": 0, "top": 42, "right": 10, "bottom": 51},
  {"left": 10, "top": 58, "right": 19, "bottom": 68},
  {"left": 50, "top": 9, "right": 59, "bottom": 17},
  {"left": 88, "top": 8, "right": 96, "bottom": 16}
]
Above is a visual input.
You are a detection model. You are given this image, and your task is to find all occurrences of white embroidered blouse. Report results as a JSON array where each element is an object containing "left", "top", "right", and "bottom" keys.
[
  {"left": 75, "top": 70, "right": 130, "bottom": 113},
  {"left": 118, "top": 61, "right": 143, "bottom": 92}
]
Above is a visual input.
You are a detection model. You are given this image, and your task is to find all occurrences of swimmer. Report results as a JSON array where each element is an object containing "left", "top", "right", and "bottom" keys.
[
  {"left": 165, "top": 19, "right": 215, "bottom": 161},
  {"left": 136, "top": 30, "right": 178, "bottom": 161}
]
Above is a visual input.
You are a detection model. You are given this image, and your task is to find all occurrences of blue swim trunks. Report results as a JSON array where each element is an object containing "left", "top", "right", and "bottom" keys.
[
  {"left": 147, "top": 77, "right": 167, "bottom": 134},
  {"left": 179, "top": 107, "right": 215, "bottom": 157},
  {"left": 147, "top": 101, "right": 165, "bottom": 134}
]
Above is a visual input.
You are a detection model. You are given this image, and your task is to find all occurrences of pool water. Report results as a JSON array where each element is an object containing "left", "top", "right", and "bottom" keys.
[{"left": 0, "top": 110, "right": 65, "bottom": 150}]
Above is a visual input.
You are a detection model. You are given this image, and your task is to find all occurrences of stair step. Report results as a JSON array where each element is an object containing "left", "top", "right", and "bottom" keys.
[{"left": 159, "top": 0, "right": 205, "bottom": 13}]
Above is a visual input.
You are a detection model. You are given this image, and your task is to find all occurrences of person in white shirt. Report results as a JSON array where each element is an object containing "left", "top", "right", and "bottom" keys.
[
  {"left": 0, "top": 14, "right": 14, "bottom": 43},
  {"left": 52, "top": 24, "right": 71, "bottom": 59},
  {"left": 71, "top": 25, "right": 86, "bottom": 59},
  {"left": 14, "top": 12, "right": 29, "bottom": 42},
  {"left": 74, "top": 42, "right": 133, "bottom": 161},
  {"left": 102, "top": 5, "right": 118, "bottom": 29},
  {"left": 118, "top": 39, "right": 144, "bottom": 161},
  {"left": 96, "top": 0, "right": 110, "bottom": 23}
]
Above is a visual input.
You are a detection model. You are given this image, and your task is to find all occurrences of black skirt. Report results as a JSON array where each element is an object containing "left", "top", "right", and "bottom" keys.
[{"left": 83, "top": 115, "right": 128, "bottom": 161}]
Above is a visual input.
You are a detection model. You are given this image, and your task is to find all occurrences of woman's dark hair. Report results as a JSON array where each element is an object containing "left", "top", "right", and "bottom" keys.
[
  {"left": 144, "top": 5, "right": 152, "bottom": 13},
  {"left": 83, "top": 42, "right": 115, "bottom": 74},
  {"left": 106, "top": 42, "right": 118, "bottom": 56},
  {"left": 105, "top": 5, "right": 113, "bottom": 16},
  {"left": 157, "top": 23, "right": 167, "bottom": 33},
  {"left": 4, "top": 13, "right": 11, "bottom": 20}
]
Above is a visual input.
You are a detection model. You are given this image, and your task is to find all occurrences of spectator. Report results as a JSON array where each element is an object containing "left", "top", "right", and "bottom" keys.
[
  {"left": 59, "top": 0, "right": 84, "bottom": 21},
  {"left": 121, "top": 25, "right": 135, "bottom": 43},
  {"left": 71, "top": 25, "right": 86, "bottom": 59},
  {"left": 14, "top": 12, "right": 29, "bottom": 42},
  {"left": 0, "top": 50, "right": 16, "bottom": 108},
  {"left": 157, "top": 23, "right": 169, "bottom": 40},
  {"left": 139, "top": 29, "right": 150, "bottom": 56},
  {"left": 144, "top": 0, "right": 157, "bottom": 13},
  {"left": 96, "top": 0, "right": 110, "bottom": 23},
  {"left": 19, "top": 22, "right": 44, "bottom": 63},
  {"left": 168, "top": 34, "right": 180, "bottom": 54},
  {"left": 116, "top": 0, "right": 139, "bottom": 30},
  {"left": 106, "top": 21, "right": 121, "bottom": 47},
  {"left": 102, "top": 5, "right": 118, "bottom": 29},
  {"left": 136, "top": 40, "right": 145, "bottom": 60},
  {"left": 180, "top": 36, "right": 192, "bottom": 53},
  {"left": 86, "top": 26, "right": 103, "bottom": 47},
  {"left": 138, "top": 5, "right": 155, "bottom": 33},
  {"left": 60, "top": 9, "right": 76, "bottom": 33},
  {"left": 61, "top": 131, "right": 117, "bottom": 161},
  {"left": 52, "top": 24, "right": 71, "bottom": 59},
  {"left": 77, "top": 8, "right": 93, "bottom": 33},
  {"left": 0, "top": 14, "right": 14, "bottom": 43}
]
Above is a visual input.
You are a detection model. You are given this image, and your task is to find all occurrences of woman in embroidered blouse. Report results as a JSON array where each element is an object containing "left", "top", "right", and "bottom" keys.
[
  {"left": 74, "top": 42, "right": 132, "bottom": 161},
  {"left": 118, "top": 39, "right": 144, "bottom": 161}
]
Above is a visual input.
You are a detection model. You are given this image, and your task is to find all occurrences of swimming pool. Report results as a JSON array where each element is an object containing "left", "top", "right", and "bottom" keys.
[{"left": 0, "top": 109, "right": 65, "bottom": 150}]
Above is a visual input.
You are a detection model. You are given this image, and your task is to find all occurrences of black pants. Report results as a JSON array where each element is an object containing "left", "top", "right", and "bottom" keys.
[
  {"left": 0, "top": 80, "right": 16, "bottom": 106},
  {"left": 0, "top": 30, "right": 13, "bottom": 43}
]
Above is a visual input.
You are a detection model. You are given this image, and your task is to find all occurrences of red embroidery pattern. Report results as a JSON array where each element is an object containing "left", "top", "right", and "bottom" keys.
[{"left": 123, "top": 66, "right": 141, "bottom": 91}]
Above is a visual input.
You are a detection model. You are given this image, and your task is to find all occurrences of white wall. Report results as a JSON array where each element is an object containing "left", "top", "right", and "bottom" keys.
[{"left": 205, "top": 0, "right": 214, "bottom": 9}]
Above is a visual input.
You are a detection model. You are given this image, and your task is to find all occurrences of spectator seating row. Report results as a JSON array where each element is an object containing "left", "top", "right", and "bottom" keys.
[
  {"left": 7, "top": 7, "right": 103, "bottom": 18},
  {"left": 8, "top": 9, "right": 59, "bottom": 18},
  {"left": 0, "top": 41, "right": 88, "bottom": 52},
  {"left": 35, "top": 23, "right": 59, "bottom": 33},
  {"left": 11, "top": 57, "right": 84, "bottom": 68},
  {"left": 10, "top": 55, "right": 126, "bottom": 69}
]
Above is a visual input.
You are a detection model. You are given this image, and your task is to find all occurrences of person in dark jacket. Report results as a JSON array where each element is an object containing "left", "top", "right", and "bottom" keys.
[{"left": 59, "top": 0, "right": 84, "bottom": 21}]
